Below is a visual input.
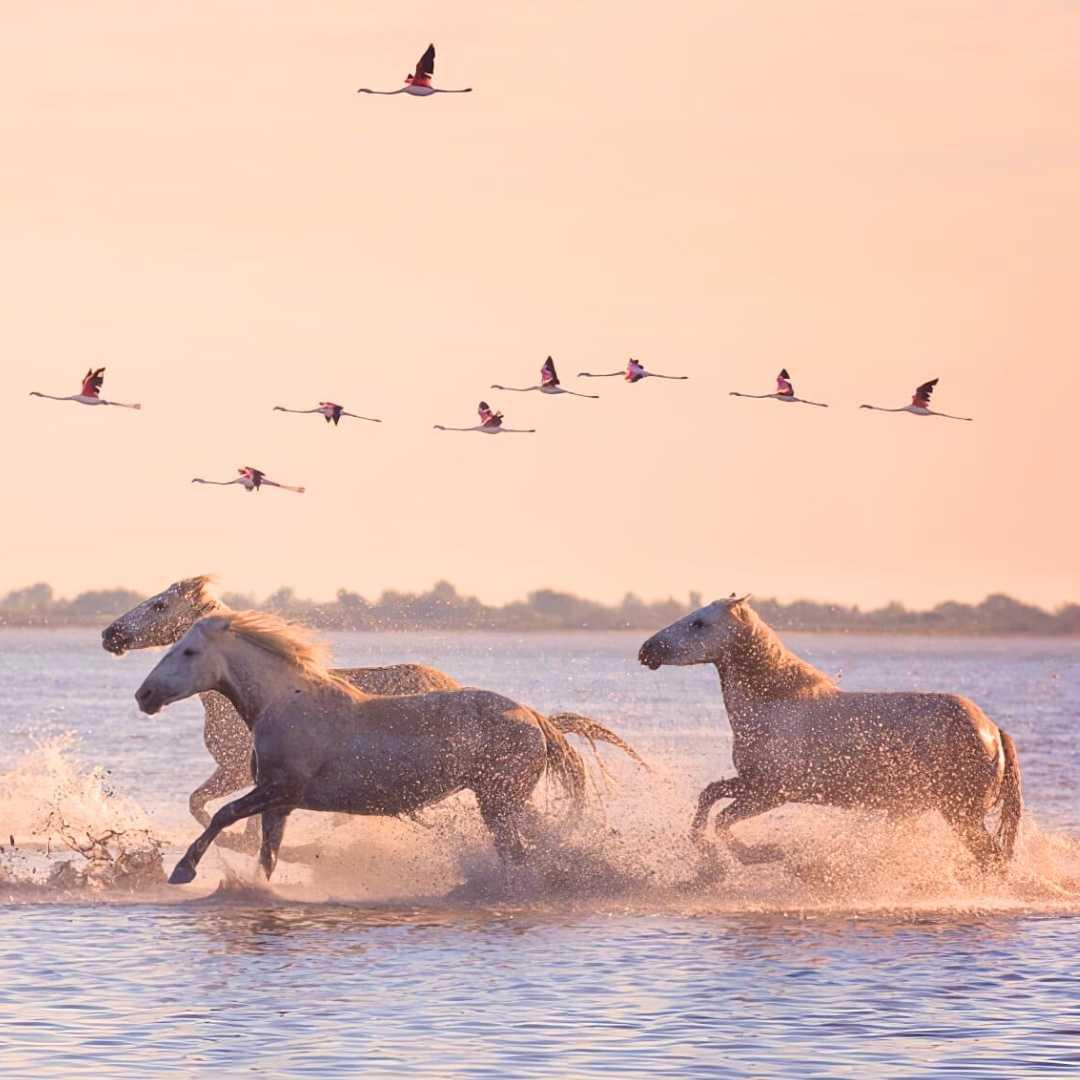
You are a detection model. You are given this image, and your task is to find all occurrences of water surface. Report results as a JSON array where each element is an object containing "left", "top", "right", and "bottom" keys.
[{"left": 1, "top": 629, "right": 1078, "bottom": 1077}]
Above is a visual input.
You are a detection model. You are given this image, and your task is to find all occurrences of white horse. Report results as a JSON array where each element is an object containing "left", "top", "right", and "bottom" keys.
[
  {"left": 105, "top": 577, "right": 643, "bottom": 851},
  {"left": 134, "top": 612, "right": 643, "bottom": 885},
  {"left": 638, "top": 596, "right": 1022, "bottom": 871},
  {"left": 102, "top": 577, "right": 459, "bottom": 849}
]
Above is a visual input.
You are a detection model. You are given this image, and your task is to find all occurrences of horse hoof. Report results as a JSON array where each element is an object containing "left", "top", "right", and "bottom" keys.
[{"left": 169, "top": 862, "right": 197, "bottom": 885}]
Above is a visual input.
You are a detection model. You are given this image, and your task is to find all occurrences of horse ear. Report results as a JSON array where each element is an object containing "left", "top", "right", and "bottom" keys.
[
  {"left": 196, "top": 614, "right": 229, "bottom": 635},
  {"left": 727, "top": 593, "right": 751, "bottom": 606}
]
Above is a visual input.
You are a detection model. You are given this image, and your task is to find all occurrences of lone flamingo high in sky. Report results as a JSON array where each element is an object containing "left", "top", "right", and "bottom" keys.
[
  {"left": 860, "top": 378, "right": 973, "bottom": 421},
  {"left": 730, "top": 369, "right": 828, "bottom": 408},
  {"left": 30, "top": 368, "right": 141, "bottom": 409},
  {"left": 491, "top": 357, "right": 599, "bottom": 398},
  {"left": 273, "top": 402, "right": 382, "bottom": 426},
  {"left": 577, "top": 358, "right": 689, "bottom": 384},
  {"left": 434, "top": 402, "right": 535, "bottom": 435},
  {"left": 357, "top": 44, "right": 472, "bottom": 96},
  {"left": 191, "top": 467, "right": 305, "bottom": 493}
]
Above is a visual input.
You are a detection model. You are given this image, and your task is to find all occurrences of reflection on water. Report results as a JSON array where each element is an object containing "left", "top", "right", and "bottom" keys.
[{"left": 1, "top": 628, "right": 1079, "bottom": 1076}]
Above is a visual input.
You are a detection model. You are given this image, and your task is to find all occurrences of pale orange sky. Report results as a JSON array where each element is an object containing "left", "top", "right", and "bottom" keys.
[{"left": 1, "top": 2, "right": 1077, "bottom": 609}]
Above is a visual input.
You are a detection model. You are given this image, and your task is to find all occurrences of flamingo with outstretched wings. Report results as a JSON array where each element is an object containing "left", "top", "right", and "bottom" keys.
[{"left": 357, "top": 43, "right": 473, "bottom": 96}]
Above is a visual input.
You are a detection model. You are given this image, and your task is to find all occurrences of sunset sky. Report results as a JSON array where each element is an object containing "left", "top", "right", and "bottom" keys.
[{"left": 2, "top": 1, "right": 1077, "bottom": 609}]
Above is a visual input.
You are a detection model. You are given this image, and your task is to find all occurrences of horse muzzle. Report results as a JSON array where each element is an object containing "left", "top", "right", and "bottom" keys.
[
  {"left": 101, "top": 624, "right": 129, "bottom": 655},
  {"left": 638, "top": 637, "right": 668, "bottom": 670},
  {"left": 135, "top": 684, "right": 166, "bottom": 715}
]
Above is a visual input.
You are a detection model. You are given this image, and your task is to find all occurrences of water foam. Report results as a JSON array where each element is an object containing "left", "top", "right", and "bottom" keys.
[
  {"left": 3, "top": 738, "right": 1079, "bottom": 914},
  {"left": 0, "top": 734, "right": 166, "bottom": 894}
]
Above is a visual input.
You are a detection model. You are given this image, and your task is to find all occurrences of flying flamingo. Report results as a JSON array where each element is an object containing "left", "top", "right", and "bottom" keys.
[
  {"left": 191, "top": 467, "right": 305, "bottom": 493},
  {"left": 860, "top": 378, "right": 973, "bottom": 421},
  {"left": 357, "top": 44, "right": 472, "bottom": 96},
  {"left": 30, "top": 368, "right": 141, "bottom": 409},
  {"left": 273, "top": 402, "right": 382, "bottom": 426},
  {"left": 434, "top": 401, "right": 535, "bottom": 435},
  {"left": 730, "top": 369, "right": 828, "bottom": 408},
  {"left": 577, "top": 358, "right": 688, "bottom": 384},
  {"left": 491, "top": 357, "right": 599, "bottom": 399}
]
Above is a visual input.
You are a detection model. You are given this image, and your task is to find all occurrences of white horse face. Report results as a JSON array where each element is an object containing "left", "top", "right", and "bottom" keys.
[
  {"left": 638, "top": 597, "right": 750, "bottom": 669},
  {"left": 135, "top": 620, "right": 228, "bottom": 715},
  {"left": 102, "top": 578, "right": 215, "bottom": 655}
]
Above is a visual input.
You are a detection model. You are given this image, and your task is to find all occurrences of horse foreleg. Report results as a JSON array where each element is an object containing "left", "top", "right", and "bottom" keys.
[
  {"left": 188, "top": 762, "right": 250, "bottom": 828},
  {"left": 258, "top": 810, "right": 293, "bottom": 880},
  {"left": 691, "top": 776, "right": 745, "bottom": 833},
  {"left": 693, "top": 789, "right": 786, "bottom": 877},
  {"left": 169, "top": 787, "right": 295, "bottom": 885}
]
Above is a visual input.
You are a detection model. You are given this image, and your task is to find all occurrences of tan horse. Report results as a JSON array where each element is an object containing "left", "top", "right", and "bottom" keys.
[
  {"left": 134, "top": 612, "right": 642, "bottom": 885},
  {"left": 638, "top": 596, "right": 1022, "bottom": 871},
  {"left": 103, "top": 578, "right": 638, "bottom": 852}
]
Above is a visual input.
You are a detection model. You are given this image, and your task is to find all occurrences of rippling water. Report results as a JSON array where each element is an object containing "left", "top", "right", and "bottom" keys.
[{"left": 1, "top": 628, "right": 1078, "bottom": 1077}]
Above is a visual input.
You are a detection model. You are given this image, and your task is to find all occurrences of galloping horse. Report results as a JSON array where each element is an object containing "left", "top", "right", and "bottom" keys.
[
  {"left": 135, "top": 612, "right": 642, "bottom": 885},
  {"left": 108, "top": 579, "right": 644, "bottom": 852},
  {"left": 638, "top": 596, "right": 1023, "bottom": 871},
  {"left": 102, "top": 577, "right": 460, "bottom": 848}
]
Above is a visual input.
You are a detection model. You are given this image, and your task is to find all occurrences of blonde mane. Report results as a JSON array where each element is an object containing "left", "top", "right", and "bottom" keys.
[
  {"left": 177, "top": 574, "right": 223, "bottom": 611},
  {"left": 213, "top": 610, "right": 366, "bottom": 700},
  {"left": 726, "top": 603, "right": 835, "bottom": 700}
]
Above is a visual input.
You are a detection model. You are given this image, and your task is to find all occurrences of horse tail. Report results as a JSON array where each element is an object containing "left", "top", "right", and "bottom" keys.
[
  {"left": 532, "top": 711, "right": 588, "bottom": 815},
  {"left": 548, "top": 713, "right": 649, "bottom": 771},
  {"left": 994, "top": 729, "right": 1023, "bottom": 862}
]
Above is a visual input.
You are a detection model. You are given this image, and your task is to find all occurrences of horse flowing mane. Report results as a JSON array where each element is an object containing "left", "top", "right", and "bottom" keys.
[
  {"left": 725, "top": 603, "right": 835, "bottom": 700},
  {"left": 177, "top": 574, "right": 223, "bottom": 612},
  {"left": 212, "top": 610, "right": 366, "bottom": 700}
]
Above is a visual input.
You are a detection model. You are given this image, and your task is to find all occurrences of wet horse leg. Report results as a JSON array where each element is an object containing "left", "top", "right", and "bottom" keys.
[
  {"left": 258, "top": 809, "right": 293, "bottom": 880},
  {"left": 943, "top": 805, "right": 1002, "bottom": 873},
  {"left": 188, "top": 761, "right": 251, "bottom": 828},
  {"left": 691, "top": 776, "right": 746, "bottom": 833},
  {"left": 692, "top": 784, "right": 786, "bottom": 875},
  {"left": 169, "top": 786, "right": 296, "bottom": 885},
  {"left": 476, "top": 789, "right": 529, "bottom": 867},
  {"left": 198, "top": 694, "right": 261, "bottom": 854}
]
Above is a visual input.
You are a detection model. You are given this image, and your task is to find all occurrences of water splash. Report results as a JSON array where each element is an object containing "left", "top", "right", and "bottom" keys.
[
  {"left": 0, "top": 735, "right": 165, "bottom": 893},
  {"left": 2, "top": 736, "right": 1079, "bottom": 913}
]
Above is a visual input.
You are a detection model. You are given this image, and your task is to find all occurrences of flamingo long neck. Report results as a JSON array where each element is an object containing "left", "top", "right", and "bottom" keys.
[{"left": 713, "top": 609, "right": 835, "bottom": 734}]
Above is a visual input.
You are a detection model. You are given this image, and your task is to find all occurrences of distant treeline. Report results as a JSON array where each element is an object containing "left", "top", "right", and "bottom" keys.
[{"left": 1, "top": 580, "right": 1079, "bottom": 635}]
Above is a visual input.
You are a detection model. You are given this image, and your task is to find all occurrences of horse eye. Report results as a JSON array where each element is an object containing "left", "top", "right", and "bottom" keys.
[
  {"left": 691, "top": 619, "right": 706, "bottom": 630},
  {"left": 182, "top": 647, "right": 198, "bottom": 657}
]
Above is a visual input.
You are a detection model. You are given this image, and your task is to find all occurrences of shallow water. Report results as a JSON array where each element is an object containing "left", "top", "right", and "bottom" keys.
[{"left": 1, "top": 628, "right": 1079, "bottom": 1077}]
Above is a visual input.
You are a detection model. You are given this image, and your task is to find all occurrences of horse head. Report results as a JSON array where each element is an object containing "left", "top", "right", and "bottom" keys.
[
  {"left": 135, "top": 616, "right": 231, "bottom": 714},
  {"left": 102, "top": 576, "right": 219, "bottom": 655},
  {"left": 638, "top": 594, "right": 751, "bottom": 669}
]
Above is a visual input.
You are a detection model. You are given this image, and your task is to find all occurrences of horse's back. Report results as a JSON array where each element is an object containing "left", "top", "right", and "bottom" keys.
[
  {"left": 752, "top": 689, "right": 1003, "bottom": 810},
  {"left": 334, "top": 663, "right": 460, "bottom": 695}
]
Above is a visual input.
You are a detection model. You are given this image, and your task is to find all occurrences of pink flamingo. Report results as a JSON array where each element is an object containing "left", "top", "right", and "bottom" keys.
[
  {"left": 491, "top": 357, "right": 599, "bottom": 399},
  {"left": 357, "top": 44, "right": 472, "bottom": 97},
  {"left": 860, "top": 378, "right": 973, "bottom": 421},
  {"left": 30, "top": 367, "right": 141, "bottom": 409},
  {"left": 192, "top": 467, "right": 305, "bottom": 494},
  {"left": 730, "top": 368, "right": 828, "bottom": 408},
  {"left": 273, "top": 402, "right": 382, "bottom": 426},
  {"left": 578, "top": 358, "right": 688, "bottom": 384},
  {"left": 434, "top": 401, "right": 535, "bottom": 435}
]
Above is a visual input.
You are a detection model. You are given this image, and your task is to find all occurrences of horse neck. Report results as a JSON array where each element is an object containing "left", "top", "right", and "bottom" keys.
[
  {"left": 714, "top": 611, "right": 834, "bottom": 727},
  {"left": 211, "top": 642, "right": 311, "bottom": 729},
  {"left": 170, "top": 597, "right": 230, "bottom": 643}
]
